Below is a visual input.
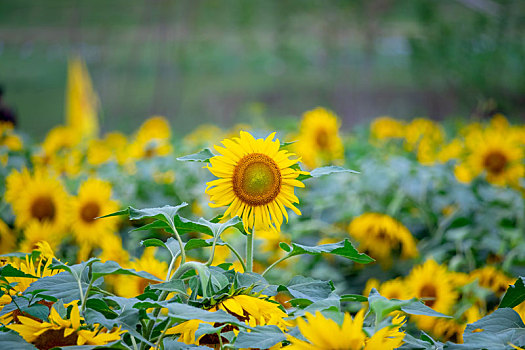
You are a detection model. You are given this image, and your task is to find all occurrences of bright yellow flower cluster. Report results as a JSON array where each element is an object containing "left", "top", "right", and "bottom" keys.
[{"left": 363, "top": 259, "right": 516, "bottom": 343}]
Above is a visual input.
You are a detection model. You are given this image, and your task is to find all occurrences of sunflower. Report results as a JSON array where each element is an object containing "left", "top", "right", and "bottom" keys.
[
  {"left": 470, "top": 266, "right": 513, "bottom": 297},
  {"left": 405, "top": 259, "right": 458, "bottom": 331},
  {"left": 114, "top": 247, "right": 167, "bottom": 298},
  {"left": 7, "top": 301, "right": 124, "bottom": 349},
  {"left": 205, "top": 131, "right": 307, "bottom": 232},
  {"left": 456, "top": 126, "right": 524, "bottom": 186},
  {"left": 18, "top": 221, "right": 62, "bottom": 253},
  {"left": 71, "top": 178, "right": 120, "bottom": 260},
  {"left": 348, "top": 213, "right": 418, "bottom": 267},
  {"left": 6, "top": 169, "right": 70, "bottom": 233},
  {"left": 183, "top": 124, "right": 224, "bottom": 151},
  {"left": 287, "top": 310, "right": 405, "bottom": 350},
  {"left": 87, "top": 132, "right": 129, "bottom": 166},
  {"left": 1, "top": 242, "right": 60, "bottom": 323},
  {"left": 166, "top": 294, "right": 291, "bottom": 347},
  {"left": 293, "top": 107, "right": 344, "bottom": 169},
  {"left": 370, "top": 116, "right": 405, "bottom": 141},
  {"left": 129, "top": 116, "right": 172, "bottom": 159},
  {"left": 0, "top": 219, "right": 16, "bottom": 254}
]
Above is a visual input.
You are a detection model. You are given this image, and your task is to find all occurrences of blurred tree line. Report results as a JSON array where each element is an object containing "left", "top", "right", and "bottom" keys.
[{"left": 0, "top": 0, "right": 523, "bottom": 137}]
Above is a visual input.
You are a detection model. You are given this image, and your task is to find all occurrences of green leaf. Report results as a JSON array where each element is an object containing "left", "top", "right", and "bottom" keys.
[
  {"left": 340, "top": 294, "right": 368, "bottom": 302},
  {"left": 234, "top": 325, "right": 286, "bottom": 349},
  {"left": 280, "top": 239, "right": 374, "bottom": 264},
  {"left": 149, "top": 279, "right": 187, "bottom": 293},
  {"left": 0, "top": 264, "right": 38, "bottom": 279},
  {"left": 141, "top": 237, "right": 181, "bottom": 260},
  {"left": 175, "top": 216, "right": 245, "bottom": 237},
  {"left": 99, "top": 203, "right": 188, "bottom": 227},
  {"left": 456, "top": 308, "right": 525, "bottom": 350},
  {"left": 85, "top": 298, "right": 119, "bottom": 319},
  {"left": 177, "top": 148, "right": 214, "bottom": 162},
  {"left": 0, "top": 331, "right": 37, "bottom": 349},
  {"left": 21, "top": 304, "right": 50, "bottom": 320},
  {"left": 162, "top": 339, "right": 210, "bottom": 350},
  {"left": 166, "top": 303, "right": 248, "bottom": 328},
  {"left": 368, "top": 289, "right": 451, "bottom": 322},
  {"left": 24, "top": 270, "right": 100, "bottom": 304},
  {"left": 278, "top": 276, "right": 333, "bottom": 302},
  {"left": 500, "top": 277, "right": 525, "bottom": 309},
  {"left": 296, "top": 165, "right": 360, "bottom": 181},
  {"left": 91, "top": 260, "right": 163, "bottom": 283}
]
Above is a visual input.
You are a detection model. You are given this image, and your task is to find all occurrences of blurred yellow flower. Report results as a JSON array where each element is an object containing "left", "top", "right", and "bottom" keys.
[
  {"left": 129, "top": 116, "right": 172, "bottom": 159},
  {"left": 6, "top": 169, "right": 70, "bottom": 233},
  {"left": 348, "top": 213, "right": 418, "bottom": 267},
  {"left": 470, "top": 266, "right": 513, "bottom": 297},
  {"left": 0, "top": 219, "right": 16, "bottom": 254},
  {"left": 71, "top": 178, "right": 120, "bottom": 261},
  {"left": 406, "top": 259, "right": 458, "bottom": 331},
  {"left": 114, "top": 248, "right": 167, "bottom": 298},
  {"left": 370, "top": 116, "right": 405, "bottom": 140},
  {"left": 294, "top": 107, "right": 344, "bottom": 169}
]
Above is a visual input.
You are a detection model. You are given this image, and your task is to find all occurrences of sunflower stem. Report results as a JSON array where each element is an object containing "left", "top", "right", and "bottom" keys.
[
  {"left": 154, "top": 318, "right": 174, "bottom": 350},
  {"left": 130, "top": 335, "right": 139, "bottom": 350},
  {"left": 246, "top": 229, "right": 255, "bottom": 273},
  {"left": 261, "top": 254, "right": 292, "bottom": 278},
  {"left": 225, "top": 242, "right": 247, "bottom": 272},
  {"left": 167, "top": 220, "right": 186, "bottom": 265}
]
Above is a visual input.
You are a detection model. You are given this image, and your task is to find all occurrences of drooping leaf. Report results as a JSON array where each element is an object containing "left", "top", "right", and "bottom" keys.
[
  {"left": 99, "top": 203, "right": 188, "bottom": 228},
  {"left": 234, "top": 325, "right": 286, "bottom": 349},
  {"left": 141, "top": 237, "right": 181, "bottom": 260},
  {"left": 280, "top": 239, "right": 374, "bottom": 264},
  {"left": 177, "top": 148, "right": 214, "bottom": 162},
  {"left": 296, "top": 165, "right": 359, "bottom": 181},
  {"left": 149, "top": 280, "right": 187, "bottom": 294},
  {"left": 500, "top": 277, "right": 525, "bottom": 309},
  {"left": 91, "top": 260, "right": 162, "bottom": 282},
  {"left": 20, "top": 303, "right": 50, "bottom": 321}
]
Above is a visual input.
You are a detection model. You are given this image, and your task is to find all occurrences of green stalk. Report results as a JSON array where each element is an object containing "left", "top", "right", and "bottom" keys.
[
  {"left": 261, "top": 254, "right": 292, "bottom": 278},
  {"left": 224, "top": 242, "right": 247, "bottom": 272},
  {"left": 246, "top": 229, "right": 254, "bottom": 273}
]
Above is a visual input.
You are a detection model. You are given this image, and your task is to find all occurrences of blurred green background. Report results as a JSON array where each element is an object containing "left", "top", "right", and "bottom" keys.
[{"left": 1, "top": 0, "right": 524, "bottom": 138}]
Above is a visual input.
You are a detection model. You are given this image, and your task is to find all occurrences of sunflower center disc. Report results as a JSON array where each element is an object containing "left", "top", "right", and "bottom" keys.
[
  {"left": 31, "top": 196, "right": 56, "bottom": 222},
  {"left": 420, "top": 284, "right": 437, "bottom": 308},
  {"left": 81, "top": 201, "right": 101, "bottom": 223},
  {"left": 232, "top": 153, "right": 281, "bottom": 206},
  {"left": 316, "top": 129, "right": 329, "bottom": 149},
  {"left": 483, "top": 151, "right": 507, "bottom": 174}
]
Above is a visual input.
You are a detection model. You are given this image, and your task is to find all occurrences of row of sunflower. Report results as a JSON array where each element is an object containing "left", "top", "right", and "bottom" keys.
[{"left": 1, "top": 59, "right": 525, "bottom": 348}]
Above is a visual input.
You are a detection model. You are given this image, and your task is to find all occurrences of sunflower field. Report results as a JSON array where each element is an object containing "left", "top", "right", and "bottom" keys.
[{"left": 1, "top": 55, "right": 525, "bottom": 350}]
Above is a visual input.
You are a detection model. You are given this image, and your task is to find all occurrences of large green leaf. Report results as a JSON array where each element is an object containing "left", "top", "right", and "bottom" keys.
[
  {"left": 0, "top": 331, "right": 37, "bottom": 349},
  {"left": 278, "top": 276, "right": 333, "bottom": 302},
  {"left": 368, "top": 289, "right": 451, "bottom": 322},
  {"left": 279, "top": 239, "right": 374, "bottom": 264},
  {"left": 176, "top": 148, "right": 214, "bottom": 162},
  {"left": 141, "top": 237, "right": 181, "bottom": 260},
  {"left": 149, "top": 280, "right": 187, "bottom": 294},
  {"left": 234, "top": 325, "right": 286, "bottom": 349},
  {"left": 91, "top": 260, "right": 162, "bottom": 282},
  {"left": 174, "top": 216, "right": 245, "bottom": 237},
  {"left": 85, "top": 308, "right": 151, "bottom": 346},
  {"left": 449, "top": 308, "right": 525, "bottom": 350},
  {"left": 500, "top": 277, "right": 525, "bottom": 309}
]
